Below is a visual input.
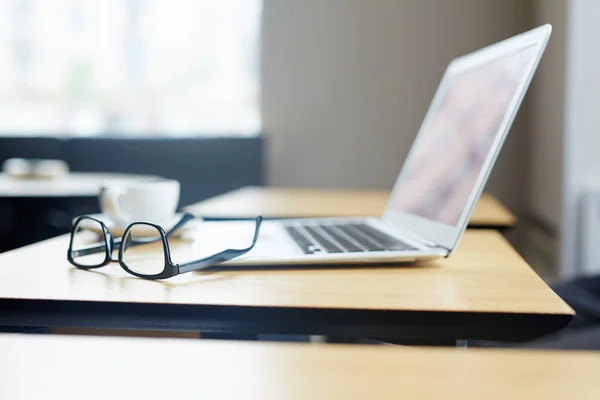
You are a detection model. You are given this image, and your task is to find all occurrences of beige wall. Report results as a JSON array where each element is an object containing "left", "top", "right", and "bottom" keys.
[
  {"left": 528, "top": 0, "right": 566, "bottom": 230},
  {"left": 262, "top": 0, "right": 532, "bottom": 215}
]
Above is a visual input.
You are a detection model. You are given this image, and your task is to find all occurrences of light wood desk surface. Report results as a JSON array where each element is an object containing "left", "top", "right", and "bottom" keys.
[
  {"left": 0, "top": 229, "right": 571, "bottom": 340},
  {"left": 184, "top": 186, "right": 517, "bottom": 228},
  {"left": 1, "top": 334, "right": 599, "bottom": 400}
]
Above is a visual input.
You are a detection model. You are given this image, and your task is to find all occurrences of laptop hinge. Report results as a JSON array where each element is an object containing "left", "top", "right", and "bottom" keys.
[
  {"left": 416, "top": 240, "right": 451, "bottom": 254},
  {"left": 381, "top": 221, "right": 450, "bottom": 252},
  {"left": 427, "top": 244, "right": 451, "bottom": 253}
]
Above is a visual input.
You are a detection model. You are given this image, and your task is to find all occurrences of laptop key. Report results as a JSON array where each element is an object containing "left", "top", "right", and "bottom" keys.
[
  {"left": 350, "top": 224, "right": 418, "bottom": 251},
  {"left": 287, "top": 222, "right": 417, "bottom": 254},
  {"left": 284, "top": 226, "right": 315, "bottom": 254},
  {"left": 304, "top": 226, "right": 344, "bottom": 253},
  {"left": 320, "top": 225, "right": 364, "bottom": 252},
  {"left": 337, "top": 225, "right": 386, "bottom": 252}
]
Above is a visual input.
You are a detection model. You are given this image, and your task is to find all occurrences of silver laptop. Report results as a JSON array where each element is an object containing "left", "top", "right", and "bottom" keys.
[{"left": 191, "top": 25, "right": 551, "bottom": 267}]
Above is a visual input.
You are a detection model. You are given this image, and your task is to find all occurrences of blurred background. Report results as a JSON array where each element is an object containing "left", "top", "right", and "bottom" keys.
[{"left": 0, "top": 0, "right": 595, "bottom": 283}]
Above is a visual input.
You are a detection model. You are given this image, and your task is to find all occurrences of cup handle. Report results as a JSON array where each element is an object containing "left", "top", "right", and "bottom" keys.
[{"left": 99, "top": 187, "right": 131, "bottom": 226}]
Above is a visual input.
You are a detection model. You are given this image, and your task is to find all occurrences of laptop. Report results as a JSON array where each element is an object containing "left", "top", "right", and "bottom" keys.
[{"left": 191, "top": 25, "right": 551, "bottom": 267}]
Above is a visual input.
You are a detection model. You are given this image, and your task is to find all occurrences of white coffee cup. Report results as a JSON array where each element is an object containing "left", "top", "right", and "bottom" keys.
[{"left": 99, "top": 179, "right": 180, "bottom": 227}]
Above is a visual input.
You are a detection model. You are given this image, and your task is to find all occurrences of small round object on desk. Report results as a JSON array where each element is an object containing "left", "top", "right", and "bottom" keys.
[
  {"left": 32, "top": 159, "right": 70, "bottom": 180},
  {"left": 2, "top": 158, "right": 70, "bottom": 180},
  {"left": 2, "top": 158, "right": 32, "bottom": 179}
]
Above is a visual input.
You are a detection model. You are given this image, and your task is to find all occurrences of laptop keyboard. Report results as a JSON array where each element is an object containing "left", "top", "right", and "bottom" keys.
[{"left": 283, "top": 222, "right": 418, "bottom": 255}]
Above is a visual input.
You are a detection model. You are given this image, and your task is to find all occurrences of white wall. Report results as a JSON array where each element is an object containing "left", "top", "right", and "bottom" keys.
[
  {"left": 528, "top": 0, "right": 566, "bottom": 230},
  {"left": 262, "top": 0, "right": 531, "bottom": 215},
  {"left": 561, "top": 0, "right": 600, "bottom": 278}
]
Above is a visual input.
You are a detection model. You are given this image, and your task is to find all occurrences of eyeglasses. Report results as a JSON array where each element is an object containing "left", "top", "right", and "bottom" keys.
[{"left": 67, "top": 213, "right": 263, "bottom": 280}]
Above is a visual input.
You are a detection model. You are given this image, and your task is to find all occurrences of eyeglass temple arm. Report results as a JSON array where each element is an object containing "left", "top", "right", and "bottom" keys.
[
  {"left": 71, "top": 243, "right": 107, "bottom": 257},
  {"left": 72, "top": 214, "right": 196, "bottom": 257},
  {"left": 178, "top": 216, "right": 262, "bottom": 274},
  {"left": 166, "top": 213, "right": 196, "bottom": 235}
]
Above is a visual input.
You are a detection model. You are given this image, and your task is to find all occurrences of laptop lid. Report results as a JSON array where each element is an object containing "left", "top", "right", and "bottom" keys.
[{"left": 382, "top": 24, "right": 551, "bottom": 251}]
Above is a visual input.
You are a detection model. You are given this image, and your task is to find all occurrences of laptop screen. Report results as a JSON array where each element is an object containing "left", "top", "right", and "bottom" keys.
[{"left": 390, "top": 46, "right": 537, "bottom": 226}]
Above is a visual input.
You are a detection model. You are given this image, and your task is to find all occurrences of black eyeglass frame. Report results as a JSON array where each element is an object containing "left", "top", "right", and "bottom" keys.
[
  {"left": 67, "top": 214, "right": 262, "bottom": 280},
  {"left": 67, "top": 213, "right": 194, "bottom": 269}
]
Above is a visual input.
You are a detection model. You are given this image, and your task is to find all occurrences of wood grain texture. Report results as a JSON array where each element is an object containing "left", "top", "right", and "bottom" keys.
[
  {"left": 0, "top": 172, "right": 159, "bottom": 197},
  {"left": 1, "top": 334, "right": 599, "bottom": 400},
  {"left": 0, "top": 229, "right": 571, "bottom": 315},
  {"left": 184, "top": 186, "right": 517, "bottom": 227}
]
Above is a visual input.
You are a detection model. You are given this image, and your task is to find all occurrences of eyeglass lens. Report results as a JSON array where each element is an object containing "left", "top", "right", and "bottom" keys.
[
  {"left": 71, "top": 218, "right": 108, "bottom": 267},
  {"left": 121, "top": 223, "right": 166, "bottom": 276}
]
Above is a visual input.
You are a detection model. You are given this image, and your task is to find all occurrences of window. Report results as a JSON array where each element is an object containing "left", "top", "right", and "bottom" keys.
[{"left": 0, "top": 0, "right": 261, "bottom": 136}]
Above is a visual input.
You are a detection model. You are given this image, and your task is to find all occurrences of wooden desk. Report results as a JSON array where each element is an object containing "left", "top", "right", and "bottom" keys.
[
  {"left": 0, "top": 230, "right": 571, "bottom": 341},
  {"left": 2, "top": 334, "right": 600, "bottom": 399},
  {"left": 184, "top": 187, "right": 517, "bottom": 229}
]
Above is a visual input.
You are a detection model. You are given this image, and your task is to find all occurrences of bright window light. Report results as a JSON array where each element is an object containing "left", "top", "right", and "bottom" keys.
[{"left": 0, "top": 0, "right": 262, "bottom": 136}]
